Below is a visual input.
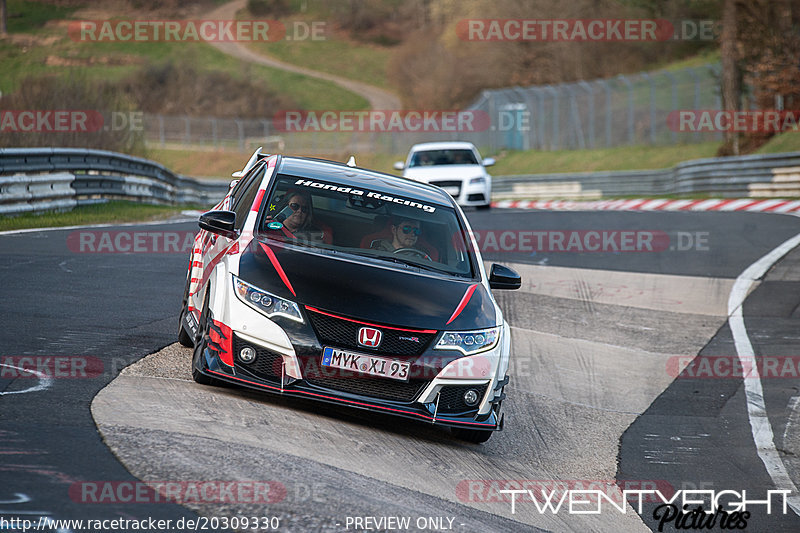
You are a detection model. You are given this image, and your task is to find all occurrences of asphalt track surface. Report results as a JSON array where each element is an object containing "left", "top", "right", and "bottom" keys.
[{"left": 1, "top": 209, "right": 800, "bottom": 532}]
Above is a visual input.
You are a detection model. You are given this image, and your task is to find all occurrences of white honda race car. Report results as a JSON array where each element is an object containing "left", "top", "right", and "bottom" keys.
[{"left": 179, "top": 150, "right": 520, "bottom": 443}]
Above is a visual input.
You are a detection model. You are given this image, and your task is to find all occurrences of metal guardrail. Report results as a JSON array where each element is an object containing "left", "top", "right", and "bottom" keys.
[
  {"left": 493, "top": 152, "right": 800, "bottom": 200},
  {"left": 0, "top": 148, "right": 229, "bottom": 216},
  {"left": 3, "top": 148, "right": 800, "bottom": 215}
]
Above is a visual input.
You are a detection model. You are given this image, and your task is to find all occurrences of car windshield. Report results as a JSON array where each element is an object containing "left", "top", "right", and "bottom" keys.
[
  {"left": 408, "top": 149, "right": 479, "bottom": 167},
  {"left": 257, "top": 174, "right": 475, "bottom": 278}
]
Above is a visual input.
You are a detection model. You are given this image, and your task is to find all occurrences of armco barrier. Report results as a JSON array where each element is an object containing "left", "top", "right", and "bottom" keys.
[
  {"left": 0, "top": 148, "right": 229, "bottom": 215},
  {"left": 4, "top": 148, "right": 800, "bottom": 215},
  {"left": 493, "top": 151, "right": 800, "bottom": 200}
]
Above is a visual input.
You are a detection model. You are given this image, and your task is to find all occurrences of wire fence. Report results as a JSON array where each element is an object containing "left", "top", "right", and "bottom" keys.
[
  {"left": 141, "top": 63, "right": 727, "bottom": 155},
  {"left": 467, "top": 63, "right": 728, "bottom": 152}
]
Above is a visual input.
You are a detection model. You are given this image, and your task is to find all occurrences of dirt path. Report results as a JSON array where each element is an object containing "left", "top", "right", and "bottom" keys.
[{"left": 205, "top": 0, "right": 401, "bottom": 110}]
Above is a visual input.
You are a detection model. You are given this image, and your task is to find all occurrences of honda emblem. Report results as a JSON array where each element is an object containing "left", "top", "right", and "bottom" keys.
[{"left": 358, "top": 327, "right": 382, "bottom": 348}]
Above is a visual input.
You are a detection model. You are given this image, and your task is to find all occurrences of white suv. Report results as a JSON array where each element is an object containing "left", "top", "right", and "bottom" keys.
[{"left": 394, "top": 142, "right": 494, "bottom": 209}]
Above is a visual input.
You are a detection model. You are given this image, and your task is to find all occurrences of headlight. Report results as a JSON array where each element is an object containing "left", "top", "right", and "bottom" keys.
[
  {"left": 469, "top": 177, "right": 485, "bottom": 185},
  {"left": 435, "top": 327, "right": 500, "bottom": 355},
  {"left": 232, "top": 275, "right": 303, "bottom": 323}
]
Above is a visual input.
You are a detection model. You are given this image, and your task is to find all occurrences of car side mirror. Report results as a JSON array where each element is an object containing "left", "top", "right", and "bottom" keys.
[
  {"left": 199, "top": 210, "right": 238, "bottom": 240},
  {"left": 482, "top": 157, "right": 495, "bottom": 167},
  {"left": 489, "top": 263, "right": 521, "bottom": 290},
  {"left": 393, "top": 161, "right": 405, "bottom": 170}
]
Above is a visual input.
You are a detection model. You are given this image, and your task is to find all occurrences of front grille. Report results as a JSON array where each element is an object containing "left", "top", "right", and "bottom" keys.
[
  {"left": 307, "top": 309, "right": 436, "bottom": 357},
  {"left": 233, "top": 335, "right": 283, "bottom": 383},
  {"left": 306, "top": 376, "right": 429, "bottom": 402},
  {"left": 437, "top": 384, "right": 488, "bottom": 413},
  {"left": 429, "top": 180, "right": 462, "bottom": 198}
]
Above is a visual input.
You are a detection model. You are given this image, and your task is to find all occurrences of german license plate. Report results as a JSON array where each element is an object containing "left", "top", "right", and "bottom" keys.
[
  {"left": 442, "top": 186, "right": 460, "bottom": 196},
  {"left": 321, "top": 347, "right": 410, "bottom": 382}
]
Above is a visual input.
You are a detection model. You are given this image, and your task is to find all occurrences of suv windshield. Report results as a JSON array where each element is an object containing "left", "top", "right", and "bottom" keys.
[
  {"left": 257, "top": 175, "right": 475, "bottom": 278},
  {"left": 408, "top": 149, "right": 478, "bottom": 167}
]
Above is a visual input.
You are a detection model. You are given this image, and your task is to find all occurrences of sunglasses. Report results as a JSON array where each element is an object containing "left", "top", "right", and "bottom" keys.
[
  {"left": 400, "top": 225, "right": 421, "bottom": 236},
  {"left": 289, "top": 202, "right": 310, "bottom": 213}
]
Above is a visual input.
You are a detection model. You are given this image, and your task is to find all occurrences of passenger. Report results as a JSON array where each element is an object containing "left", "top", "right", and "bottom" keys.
[{"left": 266, "top": 191, "right": 332, "bottom": 244}]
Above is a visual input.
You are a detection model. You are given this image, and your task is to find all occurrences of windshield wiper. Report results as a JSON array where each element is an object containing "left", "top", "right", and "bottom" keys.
[{"left": 353, "top": 251, "right": 455, "bottom": 275}]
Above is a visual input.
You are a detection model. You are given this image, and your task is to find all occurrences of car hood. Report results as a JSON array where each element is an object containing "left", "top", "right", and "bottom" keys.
[
  {"left": 403, "top": 165, "right": 486, "bottom": 182},
  {"left": 236, "top": 238, "right": 496, "bottom": 331}
]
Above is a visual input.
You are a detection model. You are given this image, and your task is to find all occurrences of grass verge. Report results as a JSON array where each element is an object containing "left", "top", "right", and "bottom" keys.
[
  {"left": 0, "top": 6, "right": 368, "bottom": 111},
  {"left": 0, "top": 201, "right": 204, "bottom": 232},
  {"left": 490, "top": 142, "right": 722, "bottom": 175},
  {"left": 242, "top": 12, "right": 392, "bottom": 90},
  {"left": 757, "top": 130, "right": 800, "bottom": 154},
  {"left": 147, "top": 147, "right": 403, "bottom": 178}
]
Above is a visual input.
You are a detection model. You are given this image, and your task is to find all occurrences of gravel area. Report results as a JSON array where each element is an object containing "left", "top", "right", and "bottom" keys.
[{"left": 121, "top": 343, "right": 193, "bottom": 381}]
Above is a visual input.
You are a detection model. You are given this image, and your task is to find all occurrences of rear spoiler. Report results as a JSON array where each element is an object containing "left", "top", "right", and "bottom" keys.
[{"left": 232, "top": 147, "right": 271, "bottom": 178}]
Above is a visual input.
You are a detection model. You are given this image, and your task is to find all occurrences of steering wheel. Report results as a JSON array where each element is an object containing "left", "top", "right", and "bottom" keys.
[{"left": 393, "top": 247, "right": 431, "bottom": 261}]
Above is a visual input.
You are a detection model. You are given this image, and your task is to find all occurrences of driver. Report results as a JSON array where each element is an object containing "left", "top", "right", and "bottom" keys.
[
  {"left": 265, "top": 190, "right": 332, "bottom": 244},
  {"left": 370, "top": 218, "right": 425, "bottom": 255}
]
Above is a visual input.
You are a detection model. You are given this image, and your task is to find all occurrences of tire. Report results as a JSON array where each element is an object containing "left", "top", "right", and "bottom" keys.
[
  {"left": 451, "top": 427, "right": 493, "bottom": 444},
  {"left": 476, "top": 202, "right": 491, "bottom": 210},
  {"left": 191, "top": 287, "right": 221, "bottom": 386},
  {"left": 178, "top": 275, "right": 194, "bottom": 347},
  {"left": 178, "top": 311, "right": 194, "bottom": 347}
]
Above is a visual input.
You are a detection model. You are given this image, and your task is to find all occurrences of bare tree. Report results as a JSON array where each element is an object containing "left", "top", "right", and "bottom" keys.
[
  {"left": 720, "top": 0, "right": 740, "bottom": 155},
  {"left": 1, "top": 0, "right": 8, "bottom": 36}
]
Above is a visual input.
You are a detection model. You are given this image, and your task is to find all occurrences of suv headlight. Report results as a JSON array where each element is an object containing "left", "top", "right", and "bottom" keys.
[
  {"left": 435, "top": 327, "right": 500, "bottom": 355},
  {"left": 232, "top": 275, "right": 303, "bottom": 323}
]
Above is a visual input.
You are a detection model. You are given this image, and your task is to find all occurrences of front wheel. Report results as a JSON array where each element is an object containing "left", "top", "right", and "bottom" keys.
[
  {"left": 451, "top": 427, "right": 493, "bottom": 444},
  {"left": 191, "top": 287, "right": 221, "bottom": 386},
  {"left": 178, "top": 275, "right": 194, "bottom": 347},
  {"left": 476, "top": 202, "right": 491, "bottom": 210},
  {"left": 178, "top": 308, "right": 194, "bottom": 348}
]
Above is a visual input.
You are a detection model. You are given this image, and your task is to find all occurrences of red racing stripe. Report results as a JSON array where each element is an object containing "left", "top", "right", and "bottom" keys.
[
  {"left": 251, "top": 189, "right": 265, "bottom": 212},
  {"left": 198, "top": 244, "right": 235, "bottom": 292},
  {"left": 259, "top": 242, "right": 296, "bottom": 297},
  {"left": 446, "top": 284, "right": 478, "bottom": 325}
]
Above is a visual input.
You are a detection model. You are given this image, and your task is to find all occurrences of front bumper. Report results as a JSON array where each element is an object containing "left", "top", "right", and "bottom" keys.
[
  {"left": 192, "top": 273, "right": 509, "bottom": 432},
  {"left": 201, "top": 360, "right": 504, "bottom": 431},
  {"left": 426, "top": 178, "right": 491, "bottom": 207}
]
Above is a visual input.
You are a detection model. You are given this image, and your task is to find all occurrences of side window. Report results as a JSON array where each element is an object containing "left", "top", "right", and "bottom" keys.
[{"left": 232, "top": 164, "right": 266, "bottom": 230}]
